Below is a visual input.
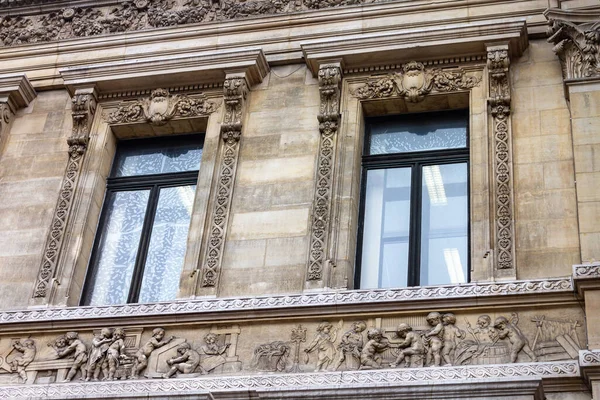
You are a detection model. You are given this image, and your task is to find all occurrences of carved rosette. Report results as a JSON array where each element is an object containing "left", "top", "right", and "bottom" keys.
[
  {"left": 33, "top": 88, "right": 97, "bottom": 299},
  {"left": 351, "top": 62, "right": 481, "bottom": 102},
  {"left": 201, "top": 75, "right": 248, "bottom": 288},
  {"left": 306, "top": 63, "right": 342, "bottom": 282},
  {"left": 107, "top": 88, "right": 219, "bottom": 126},
  {"left": 487, "top": 45, "right": 515, "bottom": 273},
  {"left": 546, "top": 14, "right": 600, "bottom": 80}
]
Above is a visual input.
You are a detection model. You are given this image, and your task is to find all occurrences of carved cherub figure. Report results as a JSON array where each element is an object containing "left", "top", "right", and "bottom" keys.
[
  {"left": 333, "top": 321, "right": 366, "bottom": 371},
  {"left": 424, "top": 312, "right": 444, "bottom": 367},
  {"left": 106, "top": 328, "right": 127, "bottom": 380},
  {"left": 473, "top": 315, "right": 495, "bottom": 343},
  {"left": 304, "top": 321, "right": 338, "bottom": 372},
  {"left": 442, "top": 313, "right": 465, "bottom": 366},
  {"left": 86, "top": 328, "right": 113, "bottom": 381},
  {"left": 493, "top": 316, "right": 537, "bottom": 363},
  {"left": 199, "top": 332, "right": 230, "bottom": 374},
  {"left": 10, "top": 339, "right": 36, "bottom": 382},
  {"left": 131, "top": 327, "right": 175, "bottom": 379},
  {"left": 360, "top": 328, "right": 390, "bottom": 369},
  {"left": 163, "top": 342, "right": 201, "bottom": 378},
  {"left": 55, "top": 332, "right": 88, "bottom": 382},
  {"left": 390, "top": 323, "right": 425, "bottom": 368}
]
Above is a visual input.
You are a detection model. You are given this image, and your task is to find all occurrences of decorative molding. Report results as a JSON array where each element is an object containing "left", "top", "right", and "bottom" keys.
[
  {"left": 200, "top": 73, "right": 248, "bottom": 288},
  {"left": 580, "top": 350, "right": 600, "bottom": 367},
  {"left": 0, "top": 277, "right": 573, "bottom": 325},
  {"left": 98, "top": 83, "right": 223, "bottom": 100},
  {"left": 0, "top": 102, "right": 9, "bottom": 132},
  {"left": 306, "top": 63, "right": 342, "bottom": 284},
  {"left": 32, "top": 87, "right": 97, "bottom": 300},
  {"left": 343, "top": 55, "right": 486, "bottom": 75},
  {"left": 0, "top": 73, "right": 36, "bottom": 132},
  {"left": 487, "top": 44, "right": 515, "bottom": 274},
  {"left": 545, "top": 8, "right": 600, "bottom": 81},
  {"left": 105, "top": 88, "right": 219, "bottom": 126},
  {"left": 0, "top": 361, "right": 579, "bottom": 399},
  {"left": 351, "top": 61, "right": 481, "bottom": 102},
  {"left": 573, "top": 263, "right": 600, "bottom": 279}
]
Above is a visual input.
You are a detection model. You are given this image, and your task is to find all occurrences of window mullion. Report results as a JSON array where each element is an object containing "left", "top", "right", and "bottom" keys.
[
  {"left": 408, "top": 162, "right": 422, "bottom": 287},
  {"left": 127, "top": 184, "right": 161, "bottom": 303}
]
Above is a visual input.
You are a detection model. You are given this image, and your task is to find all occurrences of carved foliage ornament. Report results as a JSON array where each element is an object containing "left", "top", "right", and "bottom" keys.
[
  {"left": 351, "top": 61, "right": 481, "bottom": 102},
  {"left": 34, "top": 90, "right": 97, "bottom": 299},
  {"left": 547, "top": 17, "right": 600, "bottom": 80},
  {"left": 307, "top": 64, "right": 342, "bottom": 282},
  {"left": 201, "top": 75, "right": 248, "bottom": 288},
  {"left": 107, "top": 88, "right": 219, "bottom": 126}
]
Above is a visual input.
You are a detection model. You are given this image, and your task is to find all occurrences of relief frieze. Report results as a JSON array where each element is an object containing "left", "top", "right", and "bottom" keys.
[
  {"left": 1, "top": 0, "right": 376, "bottom": 48},
  {"left": 0, "top": 309, "right": 583, "bottom": 387}
]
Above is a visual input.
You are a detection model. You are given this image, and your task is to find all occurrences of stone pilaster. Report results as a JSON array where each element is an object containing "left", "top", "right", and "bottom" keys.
[
  {"left": 32, "top": 87, "right": 97, "bottom": 303},
  {"left": 306, "top": 62, "right": 342, "bottom": 289},
  {"left": 199, "top": 73, "right": 249, "bottom": 292},
  {"left": 487, "top": 44, "right": 516, "bottom": 279}
]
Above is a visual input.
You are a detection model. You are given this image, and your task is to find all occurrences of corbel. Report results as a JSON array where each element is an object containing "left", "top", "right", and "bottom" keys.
[{"left": 0, "top": 73, "right": 36, "bottom": 149}]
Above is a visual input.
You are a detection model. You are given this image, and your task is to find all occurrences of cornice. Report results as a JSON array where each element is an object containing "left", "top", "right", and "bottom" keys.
[
  {"left": 60, "top": 48, "right": 269, "bottom": 95},
  {"left": 301, "top": 19, "right": 528, "bottom": 76},
  {"left": 0, "top": 277, "right": 574, "bottom": 328},
  {"left": 0, "top": 73, "right": 36, "bottom": 113},
  {"left": 0, "top": 361, "right": 578, "bottom": 399}
]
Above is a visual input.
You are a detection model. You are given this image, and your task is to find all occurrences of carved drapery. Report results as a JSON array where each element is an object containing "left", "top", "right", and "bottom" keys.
[
  {"left": 33, "top": 88, "right": 97, "bottom": 299},
  {"left": 487, "top": 45, "right": 515, "bottom": 274},
  {"left": 200, "top": 74, "right": 248, "bottom": 288},
  {"left": 306, "top": 63, "right": 342, "bottom": 283},
  {"left": 351, "top": 62, "right": 481, "bottom": 102},
  {"left": 106, "top": 88, "right": 220, "bottom": 126},
  {"left": 545, "top": 10, "right": 600, "bottom": 80}
]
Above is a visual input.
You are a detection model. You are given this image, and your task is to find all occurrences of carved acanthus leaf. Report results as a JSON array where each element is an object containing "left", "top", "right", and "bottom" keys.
[
  {"left": 351, "top": 62, "right": 481, "bottom": 102},
  {"left": 107, "top": 88, "right": 219, "bottom": 126},
  {"left": 547, "top": 15, "right": 600, "bottom": 80}
]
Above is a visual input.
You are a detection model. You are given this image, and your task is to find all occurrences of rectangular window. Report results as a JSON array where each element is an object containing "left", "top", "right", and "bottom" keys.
[
  {"left": 356, "top": 109, "right": 469, "bottom": 289},
  {"left": 82, "top": 135, "right": 203, "bottom": 306}
]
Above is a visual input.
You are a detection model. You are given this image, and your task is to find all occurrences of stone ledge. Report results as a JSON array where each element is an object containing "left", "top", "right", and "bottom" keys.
[
  {"left": 0, "top": 361, "right": 578, "bottom": 399},
  {"left": 0, "top": 277, "right": 574, "bottom": 327},
  {"left": 572, "top": 263, "right": 600, "bottom": 296}
]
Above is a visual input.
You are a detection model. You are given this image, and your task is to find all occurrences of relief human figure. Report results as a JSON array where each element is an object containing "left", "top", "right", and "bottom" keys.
[
  {"left": 424, "top": 312, "right": 444, "bottom": 367},
  {"left": 360, "top": 328, "right": 390, "bottom": 369},
  {"left": 390, "top": 323, "right": 425, "bottom": 368},
  {"left": 106, "top": 328, "right": 127, "bottom": 380},
  {"left": 493, "top": 316, "right": 537, "bottom": 363},
  {"left": 85, "top": 328, "right": 113, "bottom": 381},
  {"left": 333, "top": 321, "right": 366, "bottom": 371},
  {"left": 54, "top": 332, "right": 88, "bottom": 382},
  {"left": 10, "top": 339, "right": 36, "bottom": 382},
  {"left": 442, "top": 313, "right": 465, "bottom": 366},
  {"left": 130, "top": 327, "right": 174, "bottom": 379},
  {"left": 162, "top": 342, "right": 201, "bottom": 378},
  {"left": 304, "top": 321, "right": 338, "bottom": 372},
  {"left": 455, "top": 314, "right": 498, "bottom": 365},
  {"left": 199, "top": 332, "right": 230, "bottom": 374}
]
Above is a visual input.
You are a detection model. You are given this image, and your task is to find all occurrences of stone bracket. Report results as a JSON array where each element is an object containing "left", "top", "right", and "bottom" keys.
[
  {"left": 31, "top": 86, "right": 98, "bottom": 303},
  {"left": 0, "top": 73, "right": 36, "bottom": 136}
]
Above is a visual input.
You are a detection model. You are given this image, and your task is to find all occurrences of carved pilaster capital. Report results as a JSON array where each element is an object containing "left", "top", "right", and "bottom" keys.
[
  {"left": 317, "top": 63, "right": 342, "bottom": 124},
  {"left": 221, "top": 74, "right": 249, "bottom": 137},
  {"left": 545, "top": 8, "right": 600, "bottom": 81},
  {"left": 487, "top": 44, "right": 511, "bottom": 114},
  {"left": 70, "top": 87, "right": 98, "bottom": 145}
]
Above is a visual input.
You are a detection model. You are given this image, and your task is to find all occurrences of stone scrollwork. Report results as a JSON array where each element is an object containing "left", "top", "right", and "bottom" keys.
[
  {"left": 351, "top": 61, "right": 481, "bottom": 102},
  {"left": 106, "top": 88, "right": 219, "bottom": 126},
  {"left": 307, "top": 63, "right": 342, "bottom": 283},
  {"left": 201, "top": 74, "right": 248, "bottom": 288},
  {"left": 546, "top": 10, "right": 600, "bottom": 80},
  {"left": 573, "top": 263, "right": 600, "bottom": 279},
  {"left": 487, "top": 45, "right": 515, "bottom": 273},
  {"left": 33, "top": 87, "right": 98, "bottom": 300},
  {"left": 0, "top": 103, "right": 10, "bottom": 131}
]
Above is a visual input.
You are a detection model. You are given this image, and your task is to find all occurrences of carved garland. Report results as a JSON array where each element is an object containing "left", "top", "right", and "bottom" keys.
[
  {"left": 307, "top": 63, "right": 342, "bottom": 282},
  {"left": 487, "top": 46, "right": 515, "bottom": 272},
  {"left": 201, "top": 75, "right": 248, "bottom": 287},
  {"left": 33, "top": 89, "right": 97, "bottom": 299}
]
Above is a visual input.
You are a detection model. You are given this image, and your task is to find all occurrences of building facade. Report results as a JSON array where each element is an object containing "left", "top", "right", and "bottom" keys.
[{"left": 0, "top": 0, "right": 599, "bottom": 398}]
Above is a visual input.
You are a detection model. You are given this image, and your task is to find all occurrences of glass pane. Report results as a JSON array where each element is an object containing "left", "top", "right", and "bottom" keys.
[
  {"left": 113, "top": 141, "right": 203, "bottom": 177},
  {"left": 420, "top": 163, "right": 468, "bottom": 286},
  {"left": 138, "top": 185, "right": 196, "bottom": 303},
  {"left": 361, "top": 167, "right": 411, "bottom": 289},
  {"left": 368, "top": 111, "right": 468, "bottom": 155},
  {"left": 86, "top": 190, "right": 150, "bottom": 306}
]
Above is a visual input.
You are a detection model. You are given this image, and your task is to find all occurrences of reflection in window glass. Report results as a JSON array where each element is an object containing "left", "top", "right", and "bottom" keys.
[{"left": 113, "top": 143, "right": 203, "bottom": 177}]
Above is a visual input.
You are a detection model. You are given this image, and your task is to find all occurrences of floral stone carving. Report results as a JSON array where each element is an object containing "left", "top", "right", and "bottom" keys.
[
  {"left": 106, "top": 88, "right": 219, "bottom": 126},
  {"left": 351, "top": 61, "right": 481, "bottom": 102}
]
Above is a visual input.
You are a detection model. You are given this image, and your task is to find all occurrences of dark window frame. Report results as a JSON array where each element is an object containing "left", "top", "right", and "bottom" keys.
[
  {"left": 81, "top": 134, "right": 203, "bottom": 306},
  {"left": 355, "top": 109, "right": 471, "bottom": 289}
]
